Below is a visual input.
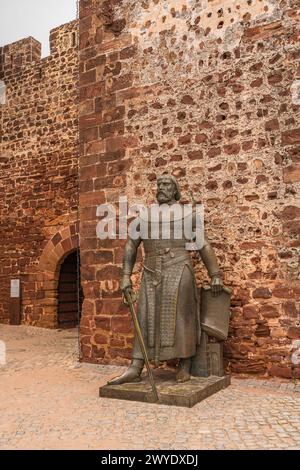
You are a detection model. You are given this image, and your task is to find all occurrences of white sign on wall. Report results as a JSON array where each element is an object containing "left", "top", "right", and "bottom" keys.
[
  {"left": 0, "top": 80, "right": 6, "bottom": 105},
  {"left": 10, "top": 279, "right": 20, "bottom": 298},
  {"left": 0, "top": 341, "right": 6, "bottom": 366}
]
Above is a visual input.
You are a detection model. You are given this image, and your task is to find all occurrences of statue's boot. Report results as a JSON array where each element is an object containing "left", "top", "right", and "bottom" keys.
[
  {"left": 176, "top": 357, "right": 192, "bottom": 383},
  {"left": 107, "top": 359, "right": 144, "bottom": 385}
]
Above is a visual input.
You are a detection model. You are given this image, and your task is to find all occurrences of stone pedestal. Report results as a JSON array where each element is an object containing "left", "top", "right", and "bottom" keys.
[
  {"left": 191, "top": 332, "right": 224, "bottom": 377},
  {"left": 100, "top": 369, "right": 230, "bottom": 408}
]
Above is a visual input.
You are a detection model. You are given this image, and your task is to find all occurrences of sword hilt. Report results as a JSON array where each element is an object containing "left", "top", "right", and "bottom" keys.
[{"left": 123, "top": 287, "right": 137, "bottom": 306}]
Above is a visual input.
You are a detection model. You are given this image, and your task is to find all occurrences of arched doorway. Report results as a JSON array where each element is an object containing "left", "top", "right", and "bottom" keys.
[{"left": 57, "top": 250, "right": 83, "bottom": 329}]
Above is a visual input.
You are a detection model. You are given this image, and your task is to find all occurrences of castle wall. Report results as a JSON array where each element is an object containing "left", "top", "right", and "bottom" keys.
[
  {"left": 78, "top": 0, "right": 300, "bottom": 378},
  {"left": 0, "top": 21, "right": 79, "bottom": 327}
]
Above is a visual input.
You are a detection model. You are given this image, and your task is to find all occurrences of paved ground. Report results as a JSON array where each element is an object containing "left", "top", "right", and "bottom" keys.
[{"left": 1, "top": 325, "right": 300, "bottom": 450}]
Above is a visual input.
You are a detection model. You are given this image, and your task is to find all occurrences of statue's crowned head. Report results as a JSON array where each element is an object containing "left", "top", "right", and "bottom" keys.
[{"left": 156, "top": 174, "right": 181, "bottom": 204}]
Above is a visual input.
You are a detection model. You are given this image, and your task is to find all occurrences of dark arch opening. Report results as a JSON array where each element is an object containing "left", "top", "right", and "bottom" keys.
[{"left": 57, "top": 250, "right": 83, "bottom": 329}]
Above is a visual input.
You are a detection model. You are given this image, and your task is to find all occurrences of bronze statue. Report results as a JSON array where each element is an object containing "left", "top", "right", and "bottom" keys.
[{"left": 108, "top": 175, "right": 224, "bottom": 385}]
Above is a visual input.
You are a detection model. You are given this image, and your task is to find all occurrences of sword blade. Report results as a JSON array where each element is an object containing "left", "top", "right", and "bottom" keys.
[{"left": 125, "top": 291, "right": 159, "bottom": 402}]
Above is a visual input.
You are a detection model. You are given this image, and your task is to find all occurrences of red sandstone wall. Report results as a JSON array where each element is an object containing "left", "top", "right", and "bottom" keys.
[
  {"left": 0, "top": 21, "right": 79, "bottom": 327},
  {"left": 79, "top": 0, "right": 300, "bottom": 379}
]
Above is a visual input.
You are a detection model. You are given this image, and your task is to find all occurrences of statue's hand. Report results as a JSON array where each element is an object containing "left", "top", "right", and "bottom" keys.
[
  {"left": 120, "top": 275, "right": 137, "bottom": 305},
  {"left": 211, "top": 276, "right": 223, "bottom": 297},
  {"left": 120, "top": 274, "right": 132, "bottom": 292}
]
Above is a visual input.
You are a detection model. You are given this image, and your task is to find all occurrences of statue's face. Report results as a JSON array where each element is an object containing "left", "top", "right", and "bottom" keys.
[{"left": 156, "top": 178, "right": 176, "bottom": 204}]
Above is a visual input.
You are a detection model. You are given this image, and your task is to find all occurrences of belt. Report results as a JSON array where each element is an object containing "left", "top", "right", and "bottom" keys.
[{"left": 145, "top": 247, "right": 188, "bottom": 258}]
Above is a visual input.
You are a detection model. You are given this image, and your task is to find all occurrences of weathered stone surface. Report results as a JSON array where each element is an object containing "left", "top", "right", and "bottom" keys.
[
  {"left": 2, "top": 325, "right": 300, "bottom": 450},
  {"left": 1, "top": 0, "right": 299, "bottom": 381},
  {"left": 78, "top": 1, "right": 300, "bottom": 379},
  {"left": 0, "top": 22, "right": 79, "bottom": 326},
  {"left": 283, "top": 165, "right": 300, "bottom": 183},
  {"left": 100, "top": 369, "right": 231, "bottom": 408}
]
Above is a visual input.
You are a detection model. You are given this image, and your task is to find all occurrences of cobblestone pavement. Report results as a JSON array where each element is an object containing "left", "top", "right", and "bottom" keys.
[{"left": 1, "top": 325, "right": 300, "bottom": 450}]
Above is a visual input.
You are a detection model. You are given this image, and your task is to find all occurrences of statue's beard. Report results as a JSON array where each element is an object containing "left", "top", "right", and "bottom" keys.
[{"left": 156, "top": 192, "right": 174, "bottom": 204}]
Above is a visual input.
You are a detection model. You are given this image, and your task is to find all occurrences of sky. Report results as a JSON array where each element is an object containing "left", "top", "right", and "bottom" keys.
[{"left": 0, "top": 0, "right": 77, "bottom": 57}]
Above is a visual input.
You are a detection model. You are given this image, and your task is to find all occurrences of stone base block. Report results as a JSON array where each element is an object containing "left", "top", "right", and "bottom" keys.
[{"left": 100, "top": 369, "right": 231, "bottom": 408}]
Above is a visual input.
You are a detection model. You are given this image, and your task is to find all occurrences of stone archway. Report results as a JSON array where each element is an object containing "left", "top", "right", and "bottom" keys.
[{"left": 33, "top": 224, "right": 80, "bottom": 329}]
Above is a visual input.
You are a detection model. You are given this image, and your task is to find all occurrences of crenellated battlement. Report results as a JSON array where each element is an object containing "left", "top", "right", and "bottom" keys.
[
  {"left": 0, "top": 37, "right": 41, "bottom": 78},
  {"left": 49, "top": 20, "right": 78, "bottom": 55},
  {"left": 0, "top": 20, "right": 78, "bottom": 80}
]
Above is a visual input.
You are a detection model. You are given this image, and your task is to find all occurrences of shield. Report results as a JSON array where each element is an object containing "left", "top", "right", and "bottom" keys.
[{"left": 201, "top": 286, "right": 232, "bottom": 341}]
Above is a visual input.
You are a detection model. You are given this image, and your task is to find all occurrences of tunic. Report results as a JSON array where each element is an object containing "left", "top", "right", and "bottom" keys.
[{"left": 132, "top": 205, "right": 207, "bottom": 362}]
